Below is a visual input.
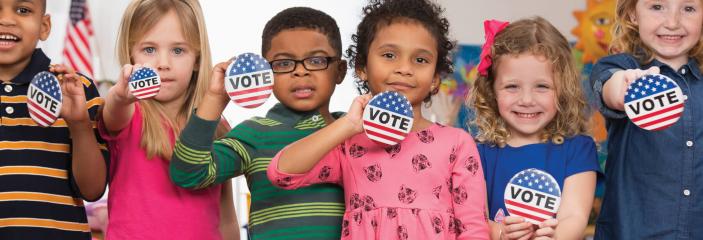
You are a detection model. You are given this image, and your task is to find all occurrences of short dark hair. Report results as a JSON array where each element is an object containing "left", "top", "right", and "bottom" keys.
[
  {"left": 346, "top": 0, "right": 455, "bottom": 96},
  {"left": 261, "top": 7, "right": 342, "bottom": 57}
]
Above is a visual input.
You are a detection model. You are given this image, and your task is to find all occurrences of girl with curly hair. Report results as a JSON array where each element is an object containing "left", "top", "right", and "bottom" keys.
[
  {"left": 267, "top": 0, "right": 490, "bottom": 239},
  {"left": 469, "top": 17, "right": 599, "bottom": 240}
]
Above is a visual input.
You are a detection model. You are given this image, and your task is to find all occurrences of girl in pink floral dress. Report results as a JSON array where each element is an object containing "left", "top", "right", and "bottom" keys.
[{"left": 267, "top": 0, "right": 489, "bottom": 239}]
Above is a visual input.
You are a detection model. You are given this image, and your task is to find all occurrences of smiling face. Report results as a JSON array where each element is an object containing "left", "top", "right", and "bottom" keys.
[
  {"left": 130, "top": 10, "right": 198, "bottom": 106},
  {"left": 633, "top": 0, "right": 703, "bottom": 68},
  {"left": 357, "top": 21, "right": 440, "bottom": 107},
  {"left": 493, "top": 53, "right": 557, "bottom": 145},
  {"left": 265, "top": 28, "right": 345, "bottom": 112},
  {"left": 0, "top": 0, "right": 50, "bottom": 79}
]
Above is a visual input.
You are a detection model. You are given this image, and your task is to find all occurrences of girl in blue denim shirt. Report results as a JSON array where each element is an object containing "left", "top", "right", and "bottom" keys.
[{"left": 590, "top": 0, "right": 703, "bottom": 238}]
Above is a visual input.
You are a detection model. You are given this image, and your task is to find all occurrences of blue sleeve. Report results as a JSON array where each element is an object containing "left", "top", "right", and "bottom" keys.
[
  {"left": 565, "top": 135, "right": 600, "bottom": 177},
  {"left": 589, "top": 53, "right": 642, "bottom": 119}
]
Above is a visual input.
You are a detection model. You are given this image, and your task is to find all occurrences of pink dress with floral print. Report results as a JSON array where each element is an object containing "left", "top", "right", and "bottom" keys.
[{"left": 268, "top": 124, "right": 489, "bottom": 240}]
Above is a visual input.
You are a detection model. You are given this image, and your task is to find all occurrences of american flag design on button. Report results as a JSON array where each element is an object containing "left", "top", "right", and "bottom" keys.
[
  {"left": 225, "top": 53, "right": 274, "bottom": 108},
  {"left": 624, "top": 74, "right": 684, "bottom": 131},
  {"left": 128, "top": 67, "right": 161, "bottom": 99},
  {"left": 503, "top": 168, "right": 561, "bottom": 225},
  {"left": 362, "top": 91, "right": 413, "bottom": 146},
  {"left": 28, "top": 71, "right": 62, "bottom": 127}
]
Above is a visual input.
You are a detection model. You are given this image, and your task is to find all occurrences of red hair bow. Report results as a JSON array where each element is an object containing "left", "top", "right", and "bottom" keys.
[{"left": 477, "top": 20, "right": 509, "bottom": 77}]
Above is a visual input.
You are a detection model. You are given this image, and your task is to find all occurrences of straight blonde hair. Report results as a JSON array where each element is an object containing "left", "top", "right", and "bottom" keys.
[
  {"left": 469, "top": 17, "right": 590, "bottom": 147},
  {"left": 611, "top": 0, "right": 703, "bottom": 71},
  {"left": 116, "top": 0, "right": 219, "bottom": 160}
]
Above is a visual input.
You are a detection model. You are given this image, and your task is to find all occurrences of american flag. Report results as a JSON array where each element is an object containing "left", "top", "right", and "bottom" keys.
[
  {"left": 28, "top": 72, "right": 62, "bottom": 127},
  {"left": 128, "top": 67, "right": 161, "bottom": 99},
  {"left": 63, "top": 0, "right": 95, "bottom": 79},
  {"left": 362, "top": 91, "right": 413, "bottom": 146},
  {"left": 225, "top": 53, "right": 273, "bottom": 108},
  {"left": 624, "top": 74, "right": 684, "bottom": 131},
  {"left": 503, "top": 168, "right": 561, "bottom": 224}
]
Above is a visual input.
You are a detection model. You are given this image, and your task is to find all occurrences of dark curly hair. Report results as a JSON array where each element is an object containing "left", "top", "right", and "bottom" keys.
[
  {"left": 346, "top": 0, "right": 455, "bottom": 100},
  {"left": 261, "top": 7, "right": 342, "bottom": 57}
]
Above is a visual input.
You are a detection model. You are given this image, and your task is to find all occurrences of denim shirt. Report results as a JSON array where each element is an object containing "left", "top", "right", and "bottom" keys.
[{"left": 590, "top": 53, "right": 703, "bottom": 239}]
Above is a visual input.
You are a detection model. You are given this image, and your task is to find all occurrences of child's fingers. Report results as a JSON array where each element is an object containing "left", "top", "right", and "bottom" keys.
[
  {"left": 504, "top": 228, "right": 532, "bottom": 240},
  {"left": 503, "top": 216, "right": 527, "bottom": 225},
  {"left": 534, "top": 225, "right": 555, "bottom": 237},
  {"left": 539, "top": 218, "right": 558, "bottom": 228},
  {"left": 646, "top": 66, "right": 660, "bottom": 75}
]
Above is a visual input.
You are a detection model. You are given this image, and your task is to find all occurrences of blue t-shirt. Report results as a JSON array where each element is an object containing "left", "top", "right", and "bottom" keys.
[{"left": 478, "top": 135, "right": 599, "bottom": 221}]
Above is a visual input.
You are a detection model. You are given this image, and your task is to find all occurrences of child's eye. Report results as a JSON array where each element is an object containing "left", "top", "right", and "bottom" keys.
[
  {"left": 143, "top": 47, "right": 156, "bottom": 54},
  {"left": 173, "top": 48, "right": 184, "bottom": 55},
  {"left": 415, "top": 57, "right": 429, "bottom": 64},
  {"left": 16, "top": 7, "right": 32, "bottom": 15},
  {"left": 382, "top": 52, "right": 395, "bottom": 59},
  {"left": 684, "top": 6, "right": 697, "bottom": 12},
  {"left": 650, "top": 4, "right": 663, "bottom": 11}
]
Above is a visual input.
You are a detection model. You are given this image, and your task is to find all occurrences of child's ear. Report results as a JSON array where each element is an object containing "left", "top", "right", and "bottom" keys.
[
  {"left": 335, "top": 59, "right": 347, "bottom": 85},
  {"left": 629, "top": 11, "right": 638, "bottom": 26},
  {"left": 355, "top": 66, "right": 367, "bottom": 82},
  {"left": 432, "top": 73, "right": 441, "bottom": 90},
  {"left": 39, "top": 14, "right": 51, "bottom": 41}
]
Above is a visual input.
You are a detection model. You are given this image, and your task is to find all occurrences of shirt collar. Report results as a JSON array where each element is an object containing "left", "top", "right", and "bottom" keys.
[
  {"left": 647, "top": 57, "right": 703, "bottom": 81},
  {"left": 266, "top": 103, "right": 342, "bottom": 125},
  {"left": 11, "top": 49, "right": 51, "bottom": 85}
]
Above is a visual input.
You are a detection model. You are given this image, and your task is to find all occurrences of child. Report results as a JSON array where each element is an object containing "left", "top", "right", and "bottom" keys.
[
  {"left": 169, "top": 7, "right": 348, "bottom": 240},
  {"left": 0, "top": 0, "right": 108, "bottom": 239},
  {"left": 100, "top": 0, "right": 237, "bottom": 239},
  {"left": 589, "top": 0, "right": 703, "bottom": 238},
  {"left": 267, "top": 0, "right": 489, "bottom": 239},
  {"left": 469, "top": 17, "right": 600, "bottom": 240}
]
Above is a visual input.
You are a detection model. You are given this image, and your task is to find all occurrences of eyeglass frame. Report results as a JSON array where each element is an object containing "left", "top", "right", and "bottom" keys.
[{"left": 268, "top": 56, "right": 339, "bottom": 74}]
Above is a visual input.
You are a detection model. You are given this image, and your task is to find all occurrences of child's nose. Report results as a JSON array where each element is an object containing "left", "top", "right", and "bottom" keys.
[
  {"left": 664, "top": 10, "right": 682, "bottom": 29},
  {"left": 394, "top": 59, "right": 413, "bottom": 76},
  {"left": 0, "top": 12, "right": 17, "bottom": 26},
  {"left": 156, "top": 53, "right": 171, "bottom": 71},
  {"left": 517, "top": 91, "right": 535, "bottom": 105},
  {"left": 292, "top": 61, "right": 310, "bottom": 77}
]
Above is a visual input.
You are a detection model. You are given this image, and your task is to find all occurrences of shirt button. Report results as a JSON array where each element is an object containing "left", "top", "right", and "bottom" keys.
[
  {"left": 684, "top": 189, "right": 691, "bottom": 196},
  {"left": 686, "top": 140, "right": 694, "bottom": 147},
  {"left": 312, "top": 115, "right": 320, "bottom": 121},
  {"left": 3, "top": 85, "right": 12, "bottom": 93},
  {"left": 5, "top": 106, "right": 13, "bottom": 114},
  {"left": 681, "top": 68, "right": 687, "bottom": 75}
]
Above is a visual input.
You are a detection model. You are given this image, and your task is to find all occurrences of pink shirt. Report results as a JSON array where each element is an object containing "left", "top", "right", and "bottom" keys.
[
  {"left": 100, "top": 103, "right": 222, "bottom": 240},
  {"left": 269, "top": 124, "right": 489, "bottom": 240}
]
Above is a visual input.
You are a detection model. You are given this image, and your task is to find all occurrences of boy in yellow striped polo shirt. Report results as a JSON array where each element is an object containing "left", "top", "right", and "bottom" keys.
[{"left": 0, "top": 0, "right": 108, "bottom": 239}]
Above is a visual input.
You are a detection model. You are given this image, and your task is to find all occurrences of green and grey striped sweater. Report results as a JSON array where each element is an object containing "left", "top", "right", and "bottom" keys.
[{"left": 170, "top": 103, "right": 345, "bottom": 240}]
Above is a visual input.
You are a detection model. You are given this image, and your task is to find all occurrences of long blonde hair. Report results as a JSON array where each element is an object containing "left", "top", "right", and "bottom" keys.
[
  {"left": 611, "top": 0, "right": 703, "bottom": 71},
  {"left": 116, "top": 0, "right": 219, "bottom": 159},
  {"left": 469, "top": 17, "right": 589, "bottom": 147}
]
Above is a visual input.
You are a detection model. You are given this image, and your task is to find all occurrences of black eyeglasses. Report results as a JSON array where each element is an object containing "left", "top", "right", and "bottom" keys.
[{"left": 269, "top": 56, "right": 338, "bottom": 73}]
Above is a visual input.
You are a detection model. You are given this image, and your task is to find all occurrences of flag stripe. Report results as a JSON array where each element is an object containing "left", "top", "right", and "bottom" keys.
[
  {"left": 228, "top": 85, "right": 273, "bottom": 96},
  {"left": 631, "top": 103, "right": 683, "bottom": 122},
  {"left": 640, "top": 112, "right": 683, "bottom": 129},
  {"left": 504, "top": 199, "right": 556, "bottom": 216},
  {"left": 363, "top": 120, "right": 407, "bottom": 136}
]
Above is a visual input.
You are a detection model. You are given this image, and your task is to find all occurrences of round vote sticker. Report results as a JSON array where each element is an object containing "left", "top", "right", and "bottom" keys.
[
  {"left": 27, "top": 71, "right": 62, "bottom": 127},
  {"left": 503, "top": 168, "right": 561, "bottom": 225},
  {"left": 362, "top": 91, "right": 413, "bottom": 146},
  {"left": 624, "top": 74, "right": 684, "bottom": 131},
  {"left": 225, "top": 53, "right": 274, "bottom": 108},
  {"left": 128, "top": 67, "right": 161, "bottom": 99}
]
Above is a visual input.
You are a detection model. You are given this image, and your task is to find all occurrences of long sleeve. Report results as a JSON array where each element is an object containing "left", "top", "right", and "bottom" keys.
[
  {"left": 589, "top": 53, "right": 642, "bottom": 119},
  {"left": 450, "top": 131, "right": 490, "bottom": 239},
  {"left": 267, "top": 143, "right": 345, "bottom": 190},
  {"left": 170, "top": 113, "right": 245, "bottom": 189}
]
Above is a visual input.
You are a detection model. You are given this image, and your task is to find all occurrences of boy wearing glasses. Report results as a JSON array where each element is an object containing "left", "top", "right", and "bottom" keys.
[{"left": 169, "top": 7, "right": 346, "bottom": 240}]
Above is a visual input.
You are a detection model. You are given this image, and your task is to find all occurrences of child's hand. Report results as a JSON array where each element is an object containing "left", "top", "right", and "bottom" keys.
[
  {"left": 532, "top": 218, "right": 558, "bottom": 240},
  {"left": 500, "top": 216, "right": 534, "bottom": 240},
  {"left": 602, "top": 66, "right": 660, "bottom": 111},
  {"left": 206, "top": 60, "right": 233, "bottom": 104},
  {"left": 342, "top": 94, "right": 372, "bottom": 134},
  {"left": 110, "top": 64, "right": 140, "bottom": 105},
  {"left": 51, "top": 64, "right": 88, "bottom": 123}
]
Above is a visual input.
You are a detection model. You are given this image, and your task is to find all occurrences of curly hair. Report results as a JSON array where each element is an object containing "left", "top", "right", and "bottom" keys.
[
  {"left": 610, "top": 0, "right": 703, "bottom": 72},
  {"left": 468, "top": 17, "right": 590, "bottom": 147},
  {"left": 261, "top": 7, "right": 342, "bottom": 57},
  {"left": 346, "top": 0, "right": 455, "bottom": 101}
]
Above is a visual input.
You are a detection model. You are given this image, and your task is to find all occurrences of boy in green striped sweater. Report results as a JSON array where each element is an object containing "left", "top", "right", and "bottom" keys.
[{"left": 169, "top": 7, "right": 347, "bottom": 240}]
